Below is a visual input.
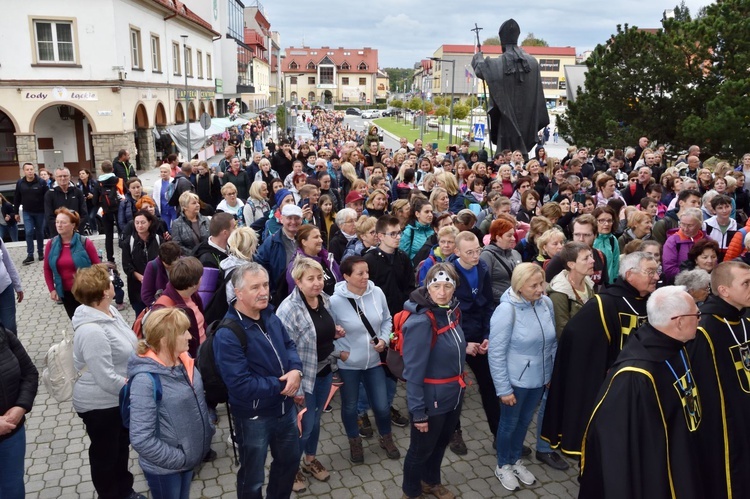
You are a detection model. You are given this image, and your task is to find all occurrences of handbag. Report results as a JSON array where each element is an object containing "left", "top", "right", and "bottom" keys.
[{"left": 346, "top": 298, "right": 394, "bottom": 378}]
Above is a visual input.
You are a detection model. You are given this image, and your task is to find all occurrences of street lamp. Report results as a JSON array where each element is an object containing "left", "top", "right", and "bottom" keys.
[
  {"left": 430, "top": 57, "right": 456, "bottom": 144},
  {"left": 181, "top": 34, "right": 190, "bottom": 160}
]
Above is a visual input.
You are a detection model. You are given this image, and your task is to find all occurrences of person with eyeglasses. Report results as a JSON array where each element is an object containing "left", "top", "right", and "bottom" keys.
[
  {"left": 542, "top": 252, "right": 658, "bottom": 459},
  {"left": 687, "top": 261, "right": 750, "bottom": 499},
  {"left": 545, "top": 215, "right": 610, "bottom": 290},
  {"left": 44, "top": 167, "right": 89, "bottom": 237},
  {"left": 663, "top": 208, "right": 706, "bottom": 283},
  {"left": 593, "top": 206, "right": 620, "bottom": 285},
  {"left": 579, "top": 286, "right": 705, "bottom": 498}
]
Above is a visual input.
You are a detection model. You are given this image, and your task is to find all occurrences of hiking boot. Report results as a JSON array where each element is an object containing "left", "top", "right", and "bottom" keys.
[
  {"left": 379, "top": 433, "right": 401, "bottom": 459},
  {"left": 38, "top": 253, "right": 44, "bottom": 262},
  {"left": 449, "top": 429, "right": 467, "bottom": 456},
  {"left": 22, "top": 256, "right": 34, "bottom": 266},
  {"left": 349, "top": 436, "right": 364, "bottom": 464},
  {"left": 390, "top": 406, "right": 409, "bottom": 427},
  {"left": 292, "top": 469, "right": 307, "bottom": 492},
  {"left": 536, "top": 450, "right": 570, "bottom": 470},
  {"left": 494, "top": 464, "right": 519, "bottom": 491},
  {"left": 358, "top": 414, "right": 373, "bottom": 438},
  {"left": 421, "top": 481, "right": 455, "bottom": 499},
  {"left": 512, "top": 459, "right": 536, "bottom": 486},
  {"left": 301, "top": 457, "right": 330, "bottom": 482}
]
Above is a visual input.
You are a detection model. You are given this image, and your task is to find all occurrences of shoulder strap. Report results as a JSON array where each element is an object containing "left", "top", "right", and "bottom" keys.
[
  {"left": 490, "top": 251, "right": 515, "bottom": 278},
  {"left": 347, "top": 298, "right": 378, "bottom": 341},
  {"left": 218, "top": 319, "right": 247, "bottom": 350},
  {"left": 154, "top": 295, "right": 175, "bottom": 308}
]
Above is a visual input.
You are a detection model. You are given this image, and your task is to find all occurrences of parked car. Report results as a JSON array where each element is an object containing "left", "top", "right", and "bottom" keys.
[
  {"left": 550, "top": 105, "right": 568, "bottom": 115},
  {"left": 345, "top": 107, "right": 362, "bottom": 115},
  {"left": 361, "top": 110, "right": 381, "bottom": 119}
]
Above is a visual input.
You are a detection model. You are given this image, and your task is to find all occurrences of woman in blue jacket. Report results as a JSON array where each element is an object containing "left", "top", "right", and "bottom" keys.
[
  {"left": 401, "top": 264, "right": 466, "bottom": 499},
  {"left": 400, "top": 198, "right": 435, "bottom": 263},
  {"left": 127, "top": 307, "right": 214, "bottom": 499},
  {"left": 488, "top": 263, "right": 557, "bottom": 492}
]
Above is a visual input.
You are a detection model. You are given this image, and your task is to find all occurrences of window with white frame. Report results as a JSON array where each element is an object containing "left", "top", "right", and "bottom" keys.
[
  {"left": 172, "top": 42, "right": 181, "bottom": 75},
  {"left": 197, "top": 49, "right": 203, "bottom": 78},
  {"left": 34, "top": 19, "right": 75, "bottom": 63},
  {"left": 130, "top": 27, "right": 142, "bottom": 69},
  {"left": 150, "top": 35, "right": 161, "bottom": 71},
  {"left": 206, "top": 54, "right": 212, "bottom": 79},
  {"left": 185, "top": 47, "right": 192, "bottom": 76}
]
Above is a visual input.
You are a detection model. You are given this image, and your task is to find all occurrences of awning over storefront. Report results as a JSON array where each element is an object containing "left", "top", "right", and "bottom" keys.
[{"left": 166, "top": 122, "right": 224, "bottom": 160}]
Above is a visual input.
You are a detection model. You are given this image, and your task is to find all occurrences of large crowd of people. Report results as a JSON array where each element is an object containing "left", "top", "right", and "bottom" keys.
[{"left": 4, "top": 107, "right": 750, "bottom": 499}]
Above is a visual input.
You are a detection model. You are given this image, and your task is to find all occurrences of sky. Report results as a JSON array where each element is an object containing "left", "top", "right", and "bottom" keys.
[{"left": 262, "top": 0, "right": 710, "bottom": 68}]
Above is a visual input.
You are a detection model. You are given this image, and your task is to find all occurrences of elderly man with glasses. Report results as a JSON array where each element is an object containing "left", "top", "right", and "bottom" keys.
[
  {"left": 43, "top": 167, "right": 88, "bottom": 237},
  {"left": 542, "top": 252, "right": 659, "bottom": 459}
]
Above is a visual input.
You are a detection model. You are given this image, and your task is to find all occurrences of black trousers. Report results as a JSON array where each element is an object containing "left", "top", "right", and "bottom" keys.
[
  {"left": 61, "top": 290, "right": 81, "bottom": 320},
  {"left": 402, "top": 406, "right": 462, "bottom": 497},
  {"left": 101, "top": 211, "right": 117, "bottom": 263},
  {"left": 459, "top": 353, "right": 500, "bottom": 436},
  {"left": 79, "top": 407, "right": 134, "bottom": 499}
]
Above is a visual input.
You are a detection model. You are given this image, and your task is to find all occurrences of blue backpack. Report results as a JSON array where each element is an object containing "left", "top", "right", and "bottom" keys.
[{"left": 119, "top": 372, "right": 162, "bottom": 435}]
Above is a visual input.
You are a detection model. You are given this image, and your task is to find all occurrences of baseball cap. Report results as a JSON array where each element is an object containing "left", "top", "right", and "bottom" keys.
[
  {"left": 281, "top": 204, "right": 303, "bottom": 218},
  {"left": 345, "top": 191, "right": 365, "bottom": 204}
]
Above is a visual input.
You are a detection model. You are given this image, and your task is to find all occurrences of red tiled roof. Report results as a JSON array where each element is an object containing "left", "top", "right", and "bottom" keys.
[
  {"left": 441, "top": 44, "right": 576, "bottom": 56},
  {"left": 152, "top": 0, "right": 220, "bottom": 37},
  {"left": 283, "top": 47, "right": 378, "bottom": 73}
]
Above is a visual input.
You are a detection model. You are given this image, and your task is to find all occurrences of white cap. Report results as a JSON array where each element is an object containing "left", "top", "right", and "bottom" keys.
[{"left": 281, "top": 204, "right": 303, "bottom": 218}]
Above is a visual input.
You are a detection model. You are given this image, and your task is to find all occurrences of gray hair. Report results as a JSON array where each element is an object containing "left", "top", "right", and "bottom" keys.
[
  {"left": 681, "top": 207, "right": 703, "bottom": 225},
  {"left": 619, "top": 251, "right": 657, "bottom": 280},
  {"left": 647, "top": 285, "right": 690, "bottom": 328},
  {"left": 675, "top": 269, "right": 711, "bottom": 294},
  {"left": 335, "top": 208, "right": 357, "bottom": 226},
  {"left": 701, "top": 189, "right": 718, "bottom": 208},
  {"left": 231, "top": 262, "right": 268, "bottom": 291}
]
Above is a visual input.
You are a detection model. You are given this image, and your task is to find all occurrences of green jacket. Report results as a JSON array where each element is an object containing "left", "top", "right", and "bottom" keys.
[{"left": 547, "top": 270, "right": 595, "bottom": 339}]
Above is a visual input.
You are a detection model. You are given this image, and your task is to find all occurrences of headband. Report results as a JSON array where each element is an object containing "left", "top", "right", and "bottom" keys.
[{"left": 428, "top": 270, "right": 456, "bottom": 288}]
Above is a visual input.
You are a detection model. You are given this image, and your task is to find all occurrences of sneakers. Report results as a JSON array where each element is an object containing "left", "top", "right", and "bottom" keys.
[
  {"left": 449, "top": 429, "right": 467, "bottom": 455},
  {"left": 301, "top": 457, "right": 330, "bottom": 482},
  {"left": 495, "top": 464, "right": 520, "bottom": 491},
  {"left": 512, "top": 459, "right": 536, "bottom": 486},
  {"left": 22, "top": 256, "right": 34, "bottom": 266},
  {"left": 536, "top": 450, "right": 570, "bottom": 470},
  {"left": 358, "top": 414, "right": 374, "bottom": 438},
  {"left": 349, "top": 436, "right": 364, "bottom": 464},
  {"left": 292, "top": 470, "right": 307, "bottom": 493},
  {"left": 421, "top": 481, "right": 455, "bottom": 499},
  {"left": 323, "top": 404, "right": 333, "bottom": 413},
  {"left": 379, "top": 433, "right": 401, "bottom": 459},
  {"left": 390, "top": 406, "right": 409, "bottom": 427}
]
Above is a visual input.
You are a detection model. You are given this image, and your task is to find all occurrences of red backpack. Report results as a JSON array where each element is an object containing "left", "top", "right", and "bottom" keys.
[{"left": 386, "top": 308, "right": 461, "bottom": 380}]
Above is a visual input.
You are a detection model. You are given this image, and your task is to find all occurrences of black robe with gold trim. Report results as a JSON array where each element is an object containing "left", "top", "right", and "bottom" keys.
[
  {"left": 580, "top": 324, "right": 704, "bottom": 499},
  {"left": 541, "top": 279, "right": 648, "bottom": 456},
  {"left": 688, "top": 295, "right": 750, "bottom": 499}
]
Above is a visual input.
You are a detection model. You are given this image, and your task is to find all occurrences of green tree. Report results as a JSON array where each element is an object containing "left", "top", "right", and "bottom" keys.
[
  {"left": 390, "top": 99, "right": 404, "bottom": 122},
  {"left": 433, "top": 96, "right": 445, "bottom": 106},
  {"left": 424, "top": 101, "right": 434, "bottom": 114},
  {"left": 384, "top": 68, "right": 415, "bottom": 93},
  {"left": 407, "top": 97, "right": 423, "bottom": 112},
  {"left": 521, "top": 33, "right": 549, "bottom": 47},
  {"left": 465, "top": 96, "right": 479, "bottom": 108},
  {"left": 275, "top": 107, "right": 285, "bottom": 134},
  {"left": 452, "top": 104, "right": 470, "bottom": 121},
  {"left": 482, "top": 36, "right": 501, "bottom": 46},
  {"left": 435, "top": 105, "right": 449, "bottom": 118}
]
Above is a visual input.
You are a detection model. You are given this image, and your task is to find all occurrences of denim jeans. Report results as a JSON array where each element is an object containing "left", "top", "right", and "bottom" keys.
[
  {"left": 339, "top": 367, "right": 391, "bottom": 439},
  {"left": 300, "top": 372, "right": 333, "bottom": 457},
  {"left": 23, "top": 211, "right": 45, "bottom": 257},
  {"left": 234, "top": 408, "right": 301, "bottom": 499},
  {"left": 143, "top": 470, "right": 192, "bottom": 499},
  {"left": 402, "top": 406, "right": 461, "bottom": 497},
  {"left": 496, "top": 386, "right": 544, "bottom": 466},
  {"left": 535, "top": 387, "right": 552, "bottom": 453},
  {"left": 0, "top": 224, "right": 18, "bottom": 243},
  {"left": 0, "top": 425, "right": 26, "bottom": 499},
  {"left": 357, "top": 373, "right": 396, "bottom": 414},
  {"left": 0, "top": 285, "right": 17, "bottom": 334}
]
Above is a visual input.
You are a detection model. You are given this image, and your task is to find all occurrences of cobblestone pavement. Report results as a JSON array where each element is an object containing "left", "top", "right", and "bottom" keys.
[{"left": 13, "top": 240, "right": 580, "bottom": 498}]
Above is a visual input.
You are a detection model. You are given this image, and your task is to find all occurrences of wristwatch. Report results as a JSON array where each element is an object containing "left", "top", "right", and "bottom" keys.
[{"left": 296, "top": 369, "right": 304, "bottom": 379}]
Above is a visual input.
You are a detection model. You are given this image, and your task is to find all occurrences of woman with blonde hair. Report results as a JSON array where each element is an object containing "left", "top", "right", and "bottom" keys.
[
  {"left": 170, "top": 192, "right": 210, "bottom": 255},
  {"left": 364, "top": 189, "right": 388, "bottom": 218},
  {"left": 429, "top": 187, "right": 451, "bottom": 218},
  {"left": 243, "top": 180, "right": 271, "bottom": 227},
  {"left": 618, "top": 210, "right": 654, "bottom": 251},
  {"left": 219, "top": 227, "right": 259, "bottom": 304},
  {"left": 216, "top": 182, "right": 246, "bottom": 226},
  {"left": 127, "top": 308, "right": 214, "bottom": 498},
  {"left": 392, "top": 199, "right": 411, "bottom": 229},
  {"left": 340, "top": 162, "right": 359, "bottom": 200},
  {"left": 434, "top": 172, "right": 465, "bottom": 214},
  {"left": 534, "top": 228, "right": 565, "bottom": 268}
]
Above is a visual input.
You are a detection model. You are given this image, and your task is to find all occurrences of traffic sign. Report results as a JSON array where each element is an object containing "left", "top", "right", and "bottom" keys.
[
  {"left": 199, "top": 112, "right": 212, "bottom": 130},
  {"left": 472, "top": 123, "right": 485, "bottom": 142}
]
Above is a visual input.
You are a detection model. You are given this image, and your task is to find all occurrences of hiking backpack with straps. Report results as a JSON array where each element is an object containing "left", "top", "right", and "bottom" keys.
[
  {"left": 99, "top": 185, "right": 120, "bottom": 215},
  {"left": 387, "top": 308, "right": 462, "bottom": 381}
]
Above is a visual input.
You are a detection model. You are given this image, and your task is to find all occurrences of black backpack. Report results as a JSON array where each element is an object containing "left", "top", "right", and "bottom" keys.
[
  {"left": 196, "top": 318, "right": 247, "bottom": 407},
  {"left": 99, "top": 185, "right": 120, "bottom": 215},
  {"left": 202, "top": 269, "right": 236, "bottom": 325}
]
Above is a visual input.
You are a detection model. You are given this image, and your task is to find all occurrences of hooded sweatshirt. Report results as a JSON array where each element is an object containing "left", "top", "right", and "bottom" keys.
[
  {"left": 330, "top": 280, "right": 392, "bottom": 371},
  {"left": 127, "top": 351, "right": 214, "bottom": 475},
  {"left": 402, "top": 288, "right": 466, "bottom": 421},
  {"left": 547, "top": 270, "right": 595, "bottom": 338},
  {"left": 72, "top": 305, "right": 138, "bottom": 412}
]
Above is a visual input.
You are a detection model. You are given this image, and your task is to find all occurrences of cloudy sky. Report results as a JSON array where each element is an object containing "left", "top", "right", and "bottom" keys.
[{"left": 263, "top": 0, "right": 710, "bottom": 68}]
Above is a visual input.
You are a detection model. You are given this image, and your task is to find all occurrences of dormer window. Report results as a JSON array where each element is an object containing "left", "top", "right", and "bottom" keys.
[
  {"left": 307, "top": 61, "right": 316, "bottom": 69},
  {"left": 341, "top": 61, "right": 350, "bottom": 70},
  {"left": 289, "top": 61, "right": 298, "bottom": 69},
  {"left": 358, "top": 62, "right": 367, "bottom": 71}
]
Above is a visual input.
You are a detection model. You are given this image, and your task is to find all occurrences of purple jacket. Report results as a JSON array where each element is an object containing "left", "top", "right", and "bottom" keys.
[
  {"left": 140, "top": 258, "right": 170, "bottom": 306},
  {"left": 285, "top": 247, "right": 342, "bottom": 294},
  {"left": 662, "top": 230, "right": 705, "bottom": 281}
]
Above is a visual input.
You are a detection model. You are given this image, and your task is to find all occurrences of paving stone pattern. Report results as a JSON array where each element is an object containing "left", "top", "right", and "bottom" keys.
[{"left": 14, "top": 240, "right": 580, "bottom": 498}]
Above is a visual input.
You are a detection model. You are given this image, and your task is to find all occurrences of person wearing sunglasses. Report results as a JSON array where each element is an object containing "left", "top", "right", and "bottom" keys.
[
  {"left": 579, "top": 286, "right": 703, "bottom": 498},
  {"left": 542, "top": 252, "right": 658, "bottom": 459}
]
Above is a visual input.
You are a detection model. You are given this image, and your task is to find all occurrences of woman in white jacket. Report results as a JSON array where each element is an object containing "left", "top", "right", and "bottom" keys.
[
  {"left": 488, "top": 263, "right": 557, "bottom": 492},
  {"left": 329, "top": 256, "right": 399, "bottom": 464}
]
